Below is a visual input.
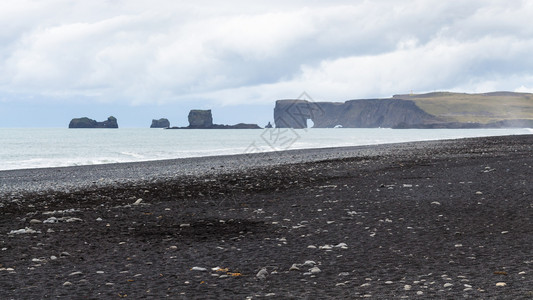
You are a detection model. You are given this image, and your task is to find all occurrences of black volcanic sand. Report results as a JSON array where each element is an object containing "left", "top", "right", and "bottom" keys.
[{"left": 1, "top": 135, "right": 532, "bottom": 299}]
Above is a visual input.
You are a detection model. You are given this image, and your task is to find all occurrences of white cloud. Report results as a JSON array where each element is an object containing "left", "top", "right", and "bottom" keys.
[{"left": 1, "top": 0, "right": 533, "bottom": 107}]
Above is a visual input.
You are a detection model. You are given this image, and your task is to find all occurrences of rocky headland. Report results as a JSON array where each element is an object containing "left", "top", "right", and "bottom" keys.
[
  {"left": 274, "top": 92, "right": 533, "bottom": 129},
  {"left": 168, "top": 109, "right": 261, "bottom": 129},
  {"left": 68, "top": 116, "right": 118, "bottom": 129}
]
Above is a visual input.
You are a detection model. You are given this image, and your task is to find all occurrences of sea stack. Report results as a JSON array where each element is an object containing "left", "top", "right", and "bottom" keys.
[
  {"left": 69, "top": 116, "right": 119, "bottom": 128},
  {"left": 150, "top": 118, "right": 170, "bottom": 128},
  {"left": 188, "top": 110, "right": 213, "bottom": 128}
]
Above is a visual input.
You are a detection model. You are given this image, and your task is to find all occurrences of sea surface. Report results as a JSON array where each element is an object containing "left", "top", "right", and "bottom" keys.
[{"left": 1, "top": 128, "right": 532, "bottom": 171}]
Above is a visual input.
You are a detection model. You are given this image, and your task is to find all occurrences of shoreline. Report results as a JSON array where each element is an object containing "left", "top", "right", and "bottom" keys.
[
  {"left": 1, "top": 134, "right": 530, "bottom": 196},
  {"left": 1, "top": 134, "right": 533, "bottom": 298}
]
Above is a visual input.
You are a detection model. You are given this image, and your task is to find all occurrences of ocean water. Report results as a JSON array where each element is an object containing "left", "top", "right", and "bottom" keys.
[{"left": 0, "top": 127, "right": 531, "bottom": 171}]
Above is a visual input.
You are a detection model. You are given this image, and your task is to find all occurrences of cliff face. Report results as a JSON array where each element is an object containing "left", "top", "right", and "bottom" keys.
[
  {"left": 69, "top": 116, "right": 118, "bottom": 128},
  {"left": 274, "top": 99, "right": 441, "bottom": 128}
]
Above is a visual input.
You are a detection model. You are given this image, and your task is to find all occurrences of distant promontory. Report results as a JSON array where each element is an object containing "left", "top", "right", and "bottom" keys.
[
  {"left": 274, "top": 91, "right": 533, "bottom": 129},
  {"left": 69, "top": 116, "right": 118, "bottom": 128}
]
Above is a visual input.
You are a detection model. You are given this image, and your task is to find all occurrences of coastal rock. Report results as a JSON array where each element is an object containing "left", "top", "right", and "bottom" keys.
[
  {"left": 69, "top": 116, "right": 118, "bottom": 128},
  {"left": 167, "top": 109, "right": 261, "bottom": 129},
  {"left": 188, "top": 110, "right": 213, "bottom": 128},
  {"left": 150, "top": 118, "right": 170, "bottom": 128}
]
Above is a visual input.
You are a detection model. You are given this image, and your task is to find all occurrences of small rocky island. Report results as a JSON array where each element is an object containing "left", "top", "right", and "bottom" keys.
[
  {"left": 168, "top": 109, "right": 261, "bottom": 129},
  {"left": 68, "top": 116, "right": 118, "bottom": 128},
  {"left": 150, "top": 118, "right": 170, "bottom": 128}
]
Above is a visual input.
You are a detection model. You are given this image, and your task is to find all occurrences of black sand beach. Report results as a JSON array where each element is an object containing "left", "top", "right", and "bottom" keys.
[{"left": 1, "top": 135, "right": 532, "bottom": 299}]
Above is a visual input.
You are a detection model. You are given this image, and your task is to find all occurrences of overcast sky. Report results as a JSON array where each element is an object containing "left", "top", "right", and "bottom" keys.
[{"left": 1, "top": 0, "right": 533, "bottom": 127}]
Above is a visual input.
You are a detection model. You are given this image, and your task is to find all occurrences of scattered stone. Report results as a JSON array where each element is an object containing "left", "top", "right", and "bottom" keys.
[
  {"left": 66, "top": 217, "right": 83, "bottom": 223},
  {"left": 50, "top": 256, "right": 57, "bottom": 260},
  {"left": 60, "top": 252, "right": 71, "bottom": 257},
  {"left": 496, "top": 282, "right": 507, "bottom": 287},
  {"left": 9, "top": 227, "right": 39, "bottom": 234},
  {"left": 385, "top": 281, "right": 393, "bottom": 284},
  {"left": 43, "top": 217, "right": 59, "bottom": 224},
  {"left": 256, "top": 268, "right": 268, "bottom": 280},
  {"left": 191, "top": 267, "right": 207, "bottom": 272},
  {"left": 335, "top": 243, "right": 348, "bottom": 249},
  {"left": 169, "top": 246, "right": 178, "bottom": 250},
  {"left": 475, "top": 191, "right": 483, "bottom": 195},
  {"left": 307, "top": 245, "right": 317, "bottom": 249},
  {"left": 29, "top": 219, "right": 42, "bottom": 224},
  {"left": 96, "top": 217, "right": 103, "bottom": 221},
  {"left": 96, "top": 271, "right": 105, "bottom": 274},
  {"left": 404, "top": 285, "right": 412, "bottom": 290},
  {"left": 69, "top": 271, "right": 83, "bottom": 276},
  {"left": 302, "top": 261, "right": 316, "bottom": 267},
  {"left": 289, "top": 264, "right": 300, "bottom": 271},
  {"left": 444, "top": 283, "right": 453, "bottom": 288},
  {"left": 133, "top": 198, "right": 143, "bottom": 205},
  {"left": 416, "top": 291, "right": 424, "bottom": 295},
  {"left": 63, "top": 281, "right": 73, "bottom": 286},
  {"left": 310, "top": 267, "right": 321, "bottom": 274},
  {"left": 431, "top": 201, "right": 441, "bottom": 205},
  {"left": 338, "top": 272, "right": 350, "bottom": 276}
]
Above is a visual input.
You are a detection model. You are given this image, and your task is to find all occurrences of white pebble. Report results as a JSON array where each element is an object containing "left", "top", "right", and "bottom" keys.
[
  {"left": 404, "top": 285, "right": 412, "bottom": 290},
  {"left": 69, "top": 271, "right": 83, "bottom": 276},
  {"left": 495, "top": 282, "right": 507, "bottom": 287},
  {"left": 310, "top": 267, "right": 321, "bottom": 274},
  {"left": 191, "top": 267, "right": 207, "bottom": 272},
  {"left": 63, "top": 281, "right": 73, "bottom": 286},
  {"left": 444, "top": 283, "right": 453, "bottom": 288}
]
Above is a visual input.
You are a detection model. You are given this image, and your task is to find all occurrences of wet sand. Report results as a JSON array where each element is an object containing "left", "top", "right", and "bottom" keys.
[{"left": 1, "top": 135, "right": 532, "bottom": 299}]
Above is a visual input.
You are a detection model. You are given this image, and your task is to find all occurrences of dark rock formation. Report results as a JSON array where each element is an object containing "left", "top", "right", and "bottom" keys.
[
  {"left": 150, "top": 118, "right": 170, "bottom": 128},
  {"left": 69, "top": 116, "right": 118, "bottom": 128},
  {"left": 167, "top": 109, "right": 260, "bottom": 129},
  {"left": 274, "top": 99, "right": 441, "bottom": 128},
  {"left": 188, "top": 110, "right": 213, "bottom": 128}
]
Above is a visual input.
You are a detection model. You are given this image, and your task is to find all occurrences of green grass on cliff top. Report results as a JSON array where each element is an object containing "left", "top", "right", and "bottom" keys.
[{"left": 393, "top": 91, "right": 533, "bottom": 123}]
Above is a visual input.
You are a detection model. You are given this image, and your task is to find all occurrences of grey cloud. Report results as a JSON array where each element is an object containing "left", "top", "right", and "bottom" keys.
[{"left": 1, "top": 0, "right": 533, "bottom": 107}]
